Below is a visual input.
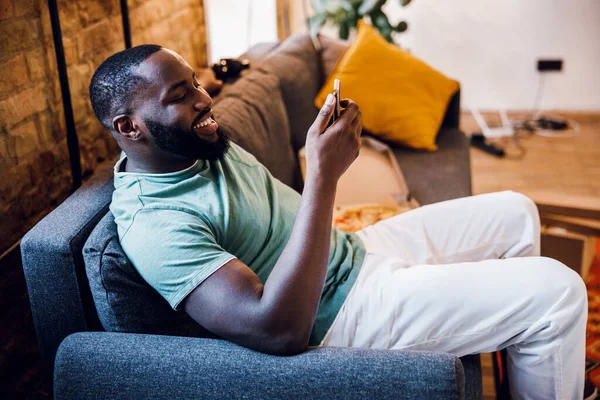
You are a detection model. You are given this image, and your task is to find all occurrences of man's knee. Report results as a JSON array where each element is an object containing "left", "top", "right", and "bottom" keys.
[
  {"left": 501, "top": 191, "right": 540, "bottom": 224},
  {"left": 538, "top": 256, "right": 587, "bottom": 313},
  {"left": 493, "top": 191, "right": 541, "bottom": 257}
]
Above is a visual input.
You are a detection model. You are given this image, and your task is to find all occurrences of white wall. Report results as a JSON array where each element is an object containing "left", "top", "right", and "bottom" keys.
[
  {"left": 204, "top": 0, "right": 278, "bottom": 64},
  {"left": 292, "top": 0, "right": 600, "bottom": 111}
]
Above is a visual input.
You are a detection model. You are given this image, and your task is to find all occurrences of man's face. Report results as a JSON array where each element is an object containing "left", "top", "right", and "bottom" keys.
[{"left": 132, "top": 49, "right": 229, "bottom": 161}]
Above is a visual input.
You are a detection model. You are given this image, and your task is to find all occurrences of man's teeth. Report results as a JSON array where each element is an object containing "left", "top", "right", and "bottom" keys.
[{"left": 194, "top": 118, "right": 212, "bottom": 129}]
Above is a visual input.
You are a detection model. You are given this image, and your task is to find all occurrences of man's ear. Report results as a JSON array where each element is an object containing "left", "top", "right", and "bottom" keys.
[{"left": 112, "top": 115, "right": 142, "bottom": 140}]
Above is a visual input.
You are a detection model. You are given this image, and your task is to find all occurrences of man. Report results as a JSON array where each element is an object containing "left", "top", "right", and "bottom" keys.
[{"left": 90, "top": 44, "right": 588, "bottom": 399}]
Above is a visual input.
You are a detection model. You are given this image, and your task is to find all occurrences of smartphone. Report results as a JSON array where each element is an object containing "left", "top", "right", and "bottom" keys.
[
  {"left": 327, "top": 79, "right": 341, "bottom": 128},
  {"left": 332, "top": 79, "right": 341, "bottom": 123}
]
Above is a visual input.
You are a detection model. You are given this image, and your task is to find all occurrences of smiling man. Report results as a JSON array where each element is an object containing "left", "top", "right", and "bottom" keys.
[{"left": 90, "top": 45, "right": 589, "bottom": 399}]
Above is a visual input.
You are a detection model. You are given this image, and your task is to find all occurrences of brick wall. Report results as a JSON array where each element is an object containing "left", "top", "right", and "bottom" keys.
[{"left": 0, "top": 0, "right": 208, "bottom": 255}]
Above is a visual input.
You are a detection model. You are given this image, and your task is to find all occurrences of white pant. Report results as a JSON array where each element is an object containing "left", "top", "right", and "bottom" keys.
[{"left": 321, "top": 191, "right": 587, "bottom": 400}]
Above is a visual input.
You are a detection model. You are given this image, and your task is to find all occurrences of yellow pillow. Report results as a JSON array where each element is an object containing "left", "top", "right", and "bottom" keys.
[{"left": 315, "top": 21, "right": 459, "bottom": 151}]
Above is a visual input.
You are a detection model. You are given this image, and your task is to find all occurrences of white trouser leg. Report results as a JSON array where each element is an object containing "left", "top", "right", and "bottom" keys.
[
  {"left": 322, "top": 191, "right": 587, "bottom": 399},
  {"left": 356, "top": 190, "right": 542, "bottom": 264}
]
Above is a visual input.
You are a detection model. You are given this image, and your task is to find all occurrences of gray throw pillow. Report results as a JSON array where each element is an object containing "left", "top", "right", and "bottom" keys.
[
  {"left": 316, "top": 34, "right": 349, "bottom": 80},
  {"left": 255, "top": 34, "right": 322, "bottom": 153},
  {"left": 213, "top": 68, "right": 301, "bottom": 191},
  {"left": 83, "top": 212, "right": 215, "bottom": 338}
]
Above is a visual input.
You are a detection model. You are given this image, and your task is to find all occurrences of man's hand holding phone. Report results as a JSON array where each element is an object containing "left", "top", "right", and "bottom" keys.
[{"left": 305, "top": 80, "right": 362, "bottom": 187}]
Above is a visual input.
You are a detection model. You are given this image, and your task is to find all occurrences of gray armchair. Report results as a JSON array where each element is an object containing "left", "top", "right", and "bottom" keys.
[{"left": 21, "top": 33, "right": 482, "bottom": 399}]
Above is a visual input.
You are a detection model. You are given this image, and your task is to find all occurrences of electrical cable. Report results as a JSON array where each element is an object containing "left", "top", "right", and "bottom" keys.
[
  {"left": 531, "top": 72, "right": 546, "bottom": 120},
  {"left": 534, "top": 116, "right": 581, "bottom": 138},
  {"left": 510, "top": 72, "right": 580, "bottom": 139},
  {"left": 473, "top": 70, "right": 580, "bottom": 160},
  {"left": 507, "top": 127, "right": 529, "bottom": 160}
]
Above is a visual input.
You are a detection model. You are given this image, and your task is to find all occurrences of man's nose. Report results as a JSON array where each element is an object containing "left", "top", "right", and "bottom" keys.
[{"left": 193, "top": 90, "right": 212, "bottom": 111}]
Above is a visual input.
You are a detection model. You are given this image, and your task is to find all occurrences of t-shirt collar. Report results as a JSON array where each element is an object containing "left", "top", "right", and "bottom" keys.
[{"left": 113, "top": 155, "right": 204, "bottom": 181}]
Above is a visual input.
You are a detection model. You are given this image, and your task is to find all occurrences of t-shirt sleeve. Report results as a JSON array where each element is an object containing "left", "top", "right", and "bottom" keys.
[{"left": 120, "top": 208, "right": 236, "bottom": 310}]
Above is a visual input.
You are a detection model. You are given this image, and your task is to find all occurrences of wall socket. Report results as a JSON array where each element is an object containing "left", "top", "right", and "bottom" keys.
[{"left": 537, "top": 59, "right": 563, "bottom": 72}]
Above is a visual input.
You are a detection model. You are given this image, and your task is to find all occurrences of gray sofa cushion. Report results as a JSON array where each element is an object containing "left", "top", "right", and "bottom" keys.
[
  {"left": 83, "top": 212, "right": 214, "bottom": 338},
  {"left": 213, "top": 68, "right": 300, "bottom": 190},
  {"left": 392, "top": 128, "right": 472, "bottom": 205},
  {"left": 256, "top": 34, "right": 321, "bottom": 152}
]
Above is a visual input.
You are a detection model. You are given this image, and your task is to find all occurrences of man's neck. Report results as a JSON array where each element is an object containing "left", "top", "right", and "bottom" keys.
[{"left": 123, "top": 155, "right": 196, "bottom": 174}]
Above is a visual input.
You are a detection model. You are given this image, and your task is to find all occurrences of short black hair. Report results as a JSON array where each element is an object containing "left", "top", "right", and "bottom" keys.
[{"left": 89, "top": 44, "right": 162, "bottom": 130}]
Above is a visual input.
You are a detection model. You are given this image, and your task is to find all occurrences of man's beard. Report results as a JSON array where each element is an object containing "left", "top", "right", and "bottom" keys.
[{"left": 144, "top": 118, "right": 230, "bottom": 161}]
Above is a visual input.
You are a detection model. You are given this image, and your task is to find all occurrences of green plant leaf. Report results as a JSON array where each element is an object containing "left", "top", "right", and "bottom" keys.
[
  {"left": 339, "top": 20, "right": 350, "bottom": 40},
  {"left": 358, "top": 0, "right": 386, "bottom": 15},
  {"left": 311, "top": 0, "right": 406, "bottom": 41},
  {"left": 372, "top": 12, "right": 392, "bottom": 31},
  {"left": 339, "top": 0, "right": 355, "bottom": 11},
  {"left": 308, "top": 13, "right": 328, "bottom": 36},
  {"left": 376, "top": 26, "right": 393, "bottom": 42},
  {"left": 311, "top": 0, "right": 327, "bottom": 14},
  {"left": 394, "top": 20, "right": 408, "bottom": 32},
  {"left": 332, "top": 7, "right": 349, "bottom": 24},
  {"left": 347, "top": 7, "right": 359, "bottom": 27},
  {"left": 326, "top": 0, "right": 345, "bottom": 14}
]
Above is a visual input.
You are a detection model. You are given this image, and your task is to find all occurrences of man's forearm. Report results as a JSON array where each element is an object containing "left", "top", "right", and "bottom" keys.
[{"left": 260, "top": 174, "right": 337, "bottom": 346}]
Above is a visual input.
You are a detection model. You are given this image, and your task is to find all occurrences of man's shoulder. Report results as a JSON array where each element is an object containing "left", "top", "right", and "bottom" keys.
[
  {"left": 118, "top": 205, "right": 216, "bottom": 242},
  {"left": 225, "top": 142, "right": 262, "bottom": 169}
]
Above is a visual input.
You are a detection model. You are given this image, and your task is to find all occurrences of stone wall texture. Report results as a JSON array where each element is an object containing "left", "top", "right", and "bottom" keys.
[{"left": 0, "top": 0, "right": 208, "bottom": 255}]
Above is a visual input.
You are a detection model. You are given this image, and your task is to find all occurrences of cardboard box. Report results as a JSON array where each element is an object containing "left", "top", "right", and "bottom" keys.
[
  {"left": 541, "top": 226, "right": 596, "bottom": 278},
  {"left": 299, "top": 137, "right": 419, "bottom": 209},
  {"left": 533, "top": 193, "right": 599, "bottom": 278}
]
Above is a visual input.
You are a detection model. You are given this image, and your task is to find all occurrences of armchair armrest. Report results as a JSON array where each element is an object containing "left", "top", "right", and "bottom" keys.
[
  {"left": 21, "top": 166, "right": 115, "bottom": 376},
  {"left": 55, "top": 332, "right": 465, "bottom": 399}
]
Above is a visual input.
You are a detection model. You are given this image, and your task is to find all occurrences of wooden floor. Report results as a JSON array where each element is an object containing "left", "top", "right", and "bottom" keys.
[
  {"left": 462, "top": 111, "right": 600, "bottom": 201},
  {"left": 461, "top": 111, "right": 600, "bottom": 399}
]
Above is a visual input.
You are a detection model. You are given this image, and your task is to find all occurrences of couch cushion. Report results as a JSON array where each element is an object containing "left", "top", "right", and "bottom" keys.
[
  {"left": 317, "top": 34, "right": 349, "bottom": 80},
  {"left": 213, "top": 68, "right": 300, "bottom": 190},
  {"left": 83, "top": 212, "right": 215, "bottom": 338},
  {"left": 256, "top": 34, "right": 321, "bottom": 152},
  {"left": 392, "top": 128, "right": 472, "bottom": 205}
]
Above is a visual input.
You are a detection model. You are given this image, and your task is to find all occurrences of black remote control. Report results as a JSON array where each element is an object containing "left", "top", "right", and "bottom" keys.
[{"left": 470, "top": 133, "right": 505, "bottom": 157}]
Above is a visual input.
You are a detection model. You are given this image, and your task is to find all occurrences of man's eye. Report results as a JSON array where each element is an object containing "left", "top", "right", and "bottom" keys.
[{"left": 173, "top": 94, "right": 186, "bottom": 103}]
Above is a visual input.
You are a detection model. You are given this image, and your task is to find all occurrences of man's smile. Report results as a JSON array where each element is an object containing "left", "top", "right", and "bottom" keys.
[{"left": 192, "top": 110, "right": 219, "bottom": 140}]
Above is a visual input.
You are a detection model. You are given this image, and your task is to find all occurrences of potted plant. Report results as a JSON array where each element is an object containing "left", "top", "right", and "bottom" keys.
[{"left": 309, "top": 0, "right": 412, "bottom": 43}]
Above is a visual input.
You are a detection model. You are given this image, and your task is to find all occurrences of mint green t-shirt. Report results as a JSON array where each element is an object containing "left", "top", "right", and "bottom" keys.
[{"left": 110, "top": 142, "right": 365, "bottom": 345}]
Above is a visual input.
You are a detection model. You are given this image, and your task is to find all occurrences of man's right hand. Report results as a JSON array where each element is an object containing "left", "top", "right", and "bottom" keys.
[{"left": 304, "top": 94, "right": 362, "bottom": 185}]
